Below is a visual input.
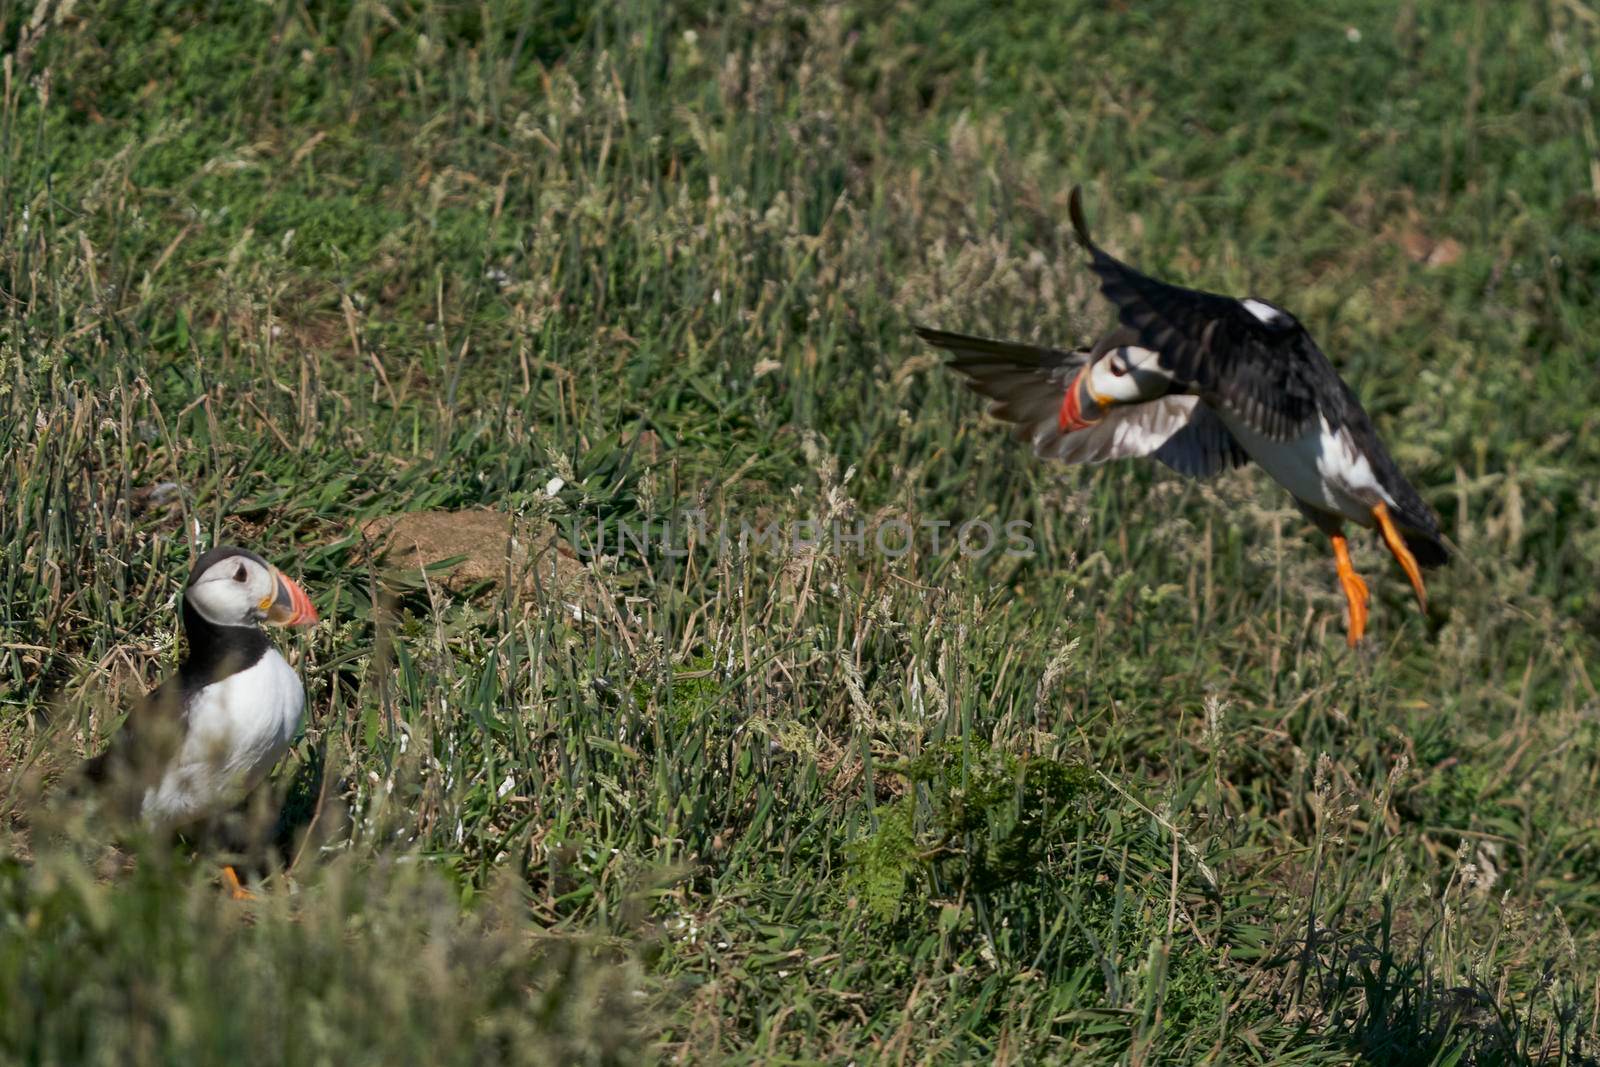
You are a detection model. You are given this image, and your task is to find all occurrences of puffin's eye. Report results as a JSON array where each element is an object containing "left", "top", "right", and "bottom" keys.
[
  {"left": 1108, "top": 360, "right": 1128, "bottom": 378},
  {"left": 234, "top": 565, "right": 248, "bottom": 583}
]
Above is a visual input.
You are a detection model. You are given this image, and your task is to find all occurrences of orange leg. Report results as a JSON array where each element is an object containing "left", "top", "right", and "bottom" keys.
[
  {"left": 1331, "top": 532, "right": 1369, "bottom": 647},
  {"left": 1372, "top": 502, "right": 1427, "bottom": 612},
  {"left": 221, "top": 865, "right": 255, "bottom": 901}
]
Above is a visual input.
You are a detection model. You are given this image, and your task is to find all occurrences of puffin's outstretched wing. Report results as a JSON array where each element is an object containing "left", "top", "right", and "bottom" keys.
[
  {"left": 1067, "top": 188, "right": 1328, "bottom": 443},
  {"left": 918, "top": 326, "right": 1249, "bottom": 477}
]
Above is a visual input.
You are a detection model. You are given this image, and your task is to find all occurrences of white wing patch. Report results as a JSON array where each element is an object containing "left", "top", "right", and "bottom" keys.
[{"left": 1241, "top": 298, "right": 1290, "bottom": 326}]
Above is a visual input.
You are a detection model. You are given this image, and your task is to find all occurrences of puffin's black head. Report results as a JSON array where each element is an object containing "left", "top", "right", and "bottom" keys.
[
  {"left": 185, "top": 546, "right": 318, "bottom": 629},
  {"left": 1056, "top": 327, "right": 1178, "bottom": 432}
]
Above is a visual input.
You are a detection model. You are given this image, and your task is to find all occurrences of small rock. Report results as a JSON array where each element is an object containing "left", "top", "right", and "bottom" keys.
[{"left": 359, "top": 509, "right": 591, "bottom": 601}]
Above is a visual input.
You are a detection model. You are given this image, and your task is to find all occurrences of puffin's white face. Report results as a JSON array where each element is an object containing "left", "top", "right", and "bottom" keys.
[
  {"left": 1084, "top": 344, "right": 1171, "bottom": 406},
  {"left": 185, "top": 549, "right": 319, "bottom": 629}
]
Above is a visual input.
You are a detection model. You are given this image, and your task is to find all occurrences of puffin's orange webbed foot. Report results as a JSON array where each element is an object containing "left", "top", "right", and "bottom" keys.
[
  {"left": 1372, "top": 502, "right": 1427, "bottom": 612},
  {"left": 221, "top": 865, "right": 255, "bottom": 901},
  {"left": 1331, "top": 532, "right": 1369, "bottom": 646}
]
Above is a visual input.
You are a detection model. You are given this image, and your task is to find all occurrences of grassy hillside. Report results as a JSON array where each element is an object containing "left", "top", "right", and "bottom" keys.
[{"left": 4, "top": 1, "right": 1600, "bottom": 1062}]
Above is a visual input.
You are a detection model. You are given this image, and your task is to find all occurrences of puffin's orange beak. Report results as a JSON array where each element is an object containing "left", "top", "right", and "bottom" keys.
[
  {"left": 1058, "top": 369, "right": 1106, "bottom": 432},
  {"left": 263, "top": 569, "right": 318, "bottom": 627}
]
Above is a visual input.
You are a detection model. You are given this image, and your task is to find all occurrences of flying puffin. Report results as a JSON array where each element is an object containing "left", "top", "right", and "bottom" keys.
[
  {"left": 917, "top": 187, "right": 1447, "bottom": 645},
  {"left": 82, "top": 545, "right": 319, "bottom": 897}
]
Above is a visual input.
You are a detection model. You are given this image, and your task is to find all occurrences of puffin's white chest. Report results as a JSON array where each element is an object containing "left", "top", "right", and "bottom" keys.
[
  {"left": 142, "top": 648, "right": 304, "bottom": 827},
  {"left": 1219, "top": 410, "right": 1394, "bottom": 523}
]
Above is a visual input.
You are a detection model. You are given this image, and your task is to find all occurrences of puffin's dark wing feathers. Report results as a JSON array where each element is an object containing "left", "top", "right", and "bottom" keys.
[
  {"left": 1152, "top": 404, "right": 1252, "bottom": 478},
  {"left": 913, "top": 327, "right": 1084, "bottom": 373},
  {"left": 914, "top": 325, "right": 1085, "bottom": 440},
  {"left": 1085, "top": 251, "right": 1326, "bottom": 440},
  {"left": 1068, "top": 186, "right": 1325, "bottom": 442},
  {"left": 917, "top": 325, "right": 1249, "bottom": 478}
]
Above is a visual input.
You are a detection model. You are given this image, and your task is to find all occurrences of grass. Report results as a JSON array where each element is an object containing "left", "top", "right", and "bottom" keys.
[{"left": 3, "top": 0, "right": 1600, "bottom": 1062}]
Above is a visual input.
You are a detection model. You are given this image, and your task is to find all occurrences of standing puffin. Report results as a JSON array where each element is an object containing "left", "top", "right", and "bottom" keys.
[
  {"left": 82, "top": 546, "right": 318, "bottom": 896},
  {"left": 917, "top": 187, "right": 1446, "bottom": 645}
]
